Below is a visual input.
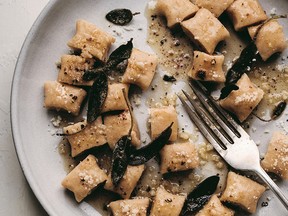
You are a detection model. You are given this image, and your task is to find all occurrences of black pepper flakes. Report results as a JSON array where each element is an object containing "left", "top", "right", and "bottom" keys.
[
  {"left": 174, "top": 40, "right": 180, "bottom": 46},
  {"left": 196, "top": 70, "right": 206, "bottom": 80},
  {"left": 151, "top": 14, "right": 157, "bottom": 20},
  {"left": 163, "top": 74, "right": 176, "bottom": 82},
  {"left": 165, "top": 198, "right": 173, "bottom": 203},
  {"left": 160, "top": 38, "right": 167, "bottom": 46}
]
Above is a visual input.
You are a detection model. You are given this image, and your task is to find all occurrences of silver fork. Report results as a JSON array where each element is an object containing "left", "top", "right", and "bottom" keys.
[{"left": 178, "top": 80, "right": 288, "bottom": 210}]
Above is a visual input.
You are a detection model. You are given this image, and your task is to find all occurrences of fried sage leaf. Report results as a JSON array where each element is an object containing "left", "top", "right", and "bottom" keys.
[
  {"left": 272, "top": 101, "right": 286, "bottom": 120},
  {"left": 111, "top": 88, "right": 134, "bottom": 186},
  {"left": 110, "top": 38, "right": 133, "bottom": 61},
  {"left": 83, "top": 39, "right": 133, "bottom": 81},
  {"left": 219, "top": 84, "right": 239, "bottom": 100},
  {"left": 111, "top": 135, "right": 132, "bottom": 186},
  {"left": 87, "top": 72, "right": 108, "bottom": 123},
  {"left": 106, "top": 9, "right": 133, "bottom": 25},
  {"left": 225, "top": 42, "right": 258, "bottom": 85},
  {"left": 181, "top": 175, "right": 220, "bottom": 215},
  {"left": 83, "top": 61, "right": 117, "bottom": 81},
  {"left": 129, "top": 123, "right": 173, "bottom": 166},
  {"left": 254, "top": 101, "right": 287, "bottom": 122}
]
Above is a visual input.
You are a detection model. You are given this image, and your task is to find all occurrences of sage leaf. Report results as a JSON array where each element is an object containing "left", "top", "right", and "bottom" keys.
[
  {"left": 129, "top": 123, "right": 173, "bottom": 165},
  {"left": 109, "top": 38, "right": 133, "bottom": 61},
  {"left": 111, "top": 88, "right": 134, "bottom": 186},
  {"left": 272, "top": 101, "right": 286, "bottom": 120},
  {"left": 83, "top": 39, "right": 133, "bottom": 81},
  {"left": 181, "top": 175, "right": 220, "bottom": 215},
  {"left": 219, "top": 84, "right": 239, "bottom": 100},
  {"left": 106, "top": 9, "right": 133, "bottom": 26},
  {"left": 111, "top": 135, "right": 131, "bottom": 186},
  {"left": 87, "top": 72, "right": 108, "bottom": 123},
  {"left": 225, "top": 42, "right": 258, "bottom": 85}
]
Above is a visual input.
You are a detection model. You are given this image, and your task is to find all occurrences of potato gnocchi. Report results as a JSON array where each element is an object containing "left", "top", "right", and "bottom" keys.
[
  {"left": 219, "top": 73, "right": 264, "bottom": 122},
  {"left": 156, "top": 0, "right": 199, "bottom": 28},
  {"left": 67, "top": 117, "right": 107, "bottom": 157},
  {"left": 261, "top": 132, "right": 288, "bottom": 179},
  {"left": 57, "top": 55, "right": 94, "bottom": 86},
  {"left": 150, "top": 186, "right": 186, "bottom": 216},
  {"left": 220, "top": 172, "right": 266, "bottom": 213},
  {"left": 109, "top": 197, "right": 150, "bottom": 216},
  {"left": 150, "top": 106, "right": 178, "bottom": 141},
  {"left": 196, "top": 194, "right": 235, "bottom": 216},
  {"left": 104, "top": 165, "right": 145, "bottom": 199},
  {"left": 248, "top": 19, "right": 287, "bottom": 61},
  {"left": 227, "top": 0, "right": 267, "bottom": 31},
  {"left": 160, "top": 142, "right": 199, "bottom": 174},
  {"left": 68, "top": 19, "right": 115, "bottom": 60},
  {"left": 192, "top": 0, "right": 234, "bottom": 17},
  {"left": 122, "top": 48, "right": 158, "bottom": 90},
  {"left": 189, "top": 51, "right": 226, "bottom": 82},
  {"left": 61, "top": 154, "right": 108, "bottom": 202},
  {"left": 181, "top": 8, "right": 230, "bottom": 54},
  {"left": 44, "top": 81, "right": 87, "bottom": 116},
  {"left": 104, "top": 110, "right": 141, "bottom": 149}
]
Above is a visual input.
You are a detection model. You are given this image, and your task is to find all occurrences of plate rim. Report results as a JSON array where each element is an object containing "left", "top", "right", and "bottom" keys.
[{"left": 10, "top": 0, "right": 60, "bottom": 215}]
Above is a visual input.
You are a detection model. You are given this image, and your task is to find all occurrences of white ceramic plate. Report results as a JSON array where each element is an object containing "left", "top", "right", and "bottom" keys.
[{"left": 11, "top": 0, "right": 288, "bottom": 215}]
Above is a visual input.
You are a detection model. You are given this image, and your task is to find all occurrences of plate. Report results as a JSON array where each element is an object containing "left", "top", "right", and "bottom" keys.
[{"left": 11, "top": 0, "right": 288, "bottom": 215}]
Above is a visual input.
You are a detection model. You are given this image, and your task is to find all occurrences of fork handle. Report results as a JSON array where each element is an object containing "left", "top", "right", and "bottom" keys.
[{"left": 254, "top": 167, "right": 288, "bottom": 210}]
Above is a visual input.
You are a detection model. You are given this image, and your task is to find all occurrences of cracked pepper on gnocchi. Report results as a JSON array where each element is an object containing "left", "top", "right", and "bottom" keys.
[{"left": 43, "top": 0, "right": 288, "bottom": 215}]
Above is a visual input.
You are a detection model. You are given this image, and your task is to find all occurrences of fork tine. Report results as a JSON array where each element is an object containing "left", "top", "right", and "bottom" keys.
[
  {"left": 178, "top": 94, "right": 226, "bottom": 154},
  {"left": 182, "top": 89, "right": 234, "bottom": 144},
  {"left": 182, "top": 90, "right": 229, "bottom": 149},
  {"left": 190, "top": 80, "right": 241, "bottom": 138}
]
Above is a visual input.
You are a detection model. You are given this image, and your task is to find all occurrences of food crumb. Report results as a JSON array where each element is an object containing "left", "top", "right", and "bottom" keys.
[
  {"left": 178, "top": 131, "right": 190, "bottom": 140},
  {"left": 51, "top": 115, "right": 62, "bottom": 127},
  {"left": 270, "top": 8, "right": 277, "bottom": 15},
  {"left": 132, "top": 94, "right": 142, "bottom": 106}
]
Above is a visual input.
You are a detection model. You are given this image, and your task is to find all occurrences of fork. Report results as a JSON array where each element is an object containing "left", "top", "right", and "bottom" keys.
[{"left": 178, "top": 80, "right": 288, "bottom": 210}]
